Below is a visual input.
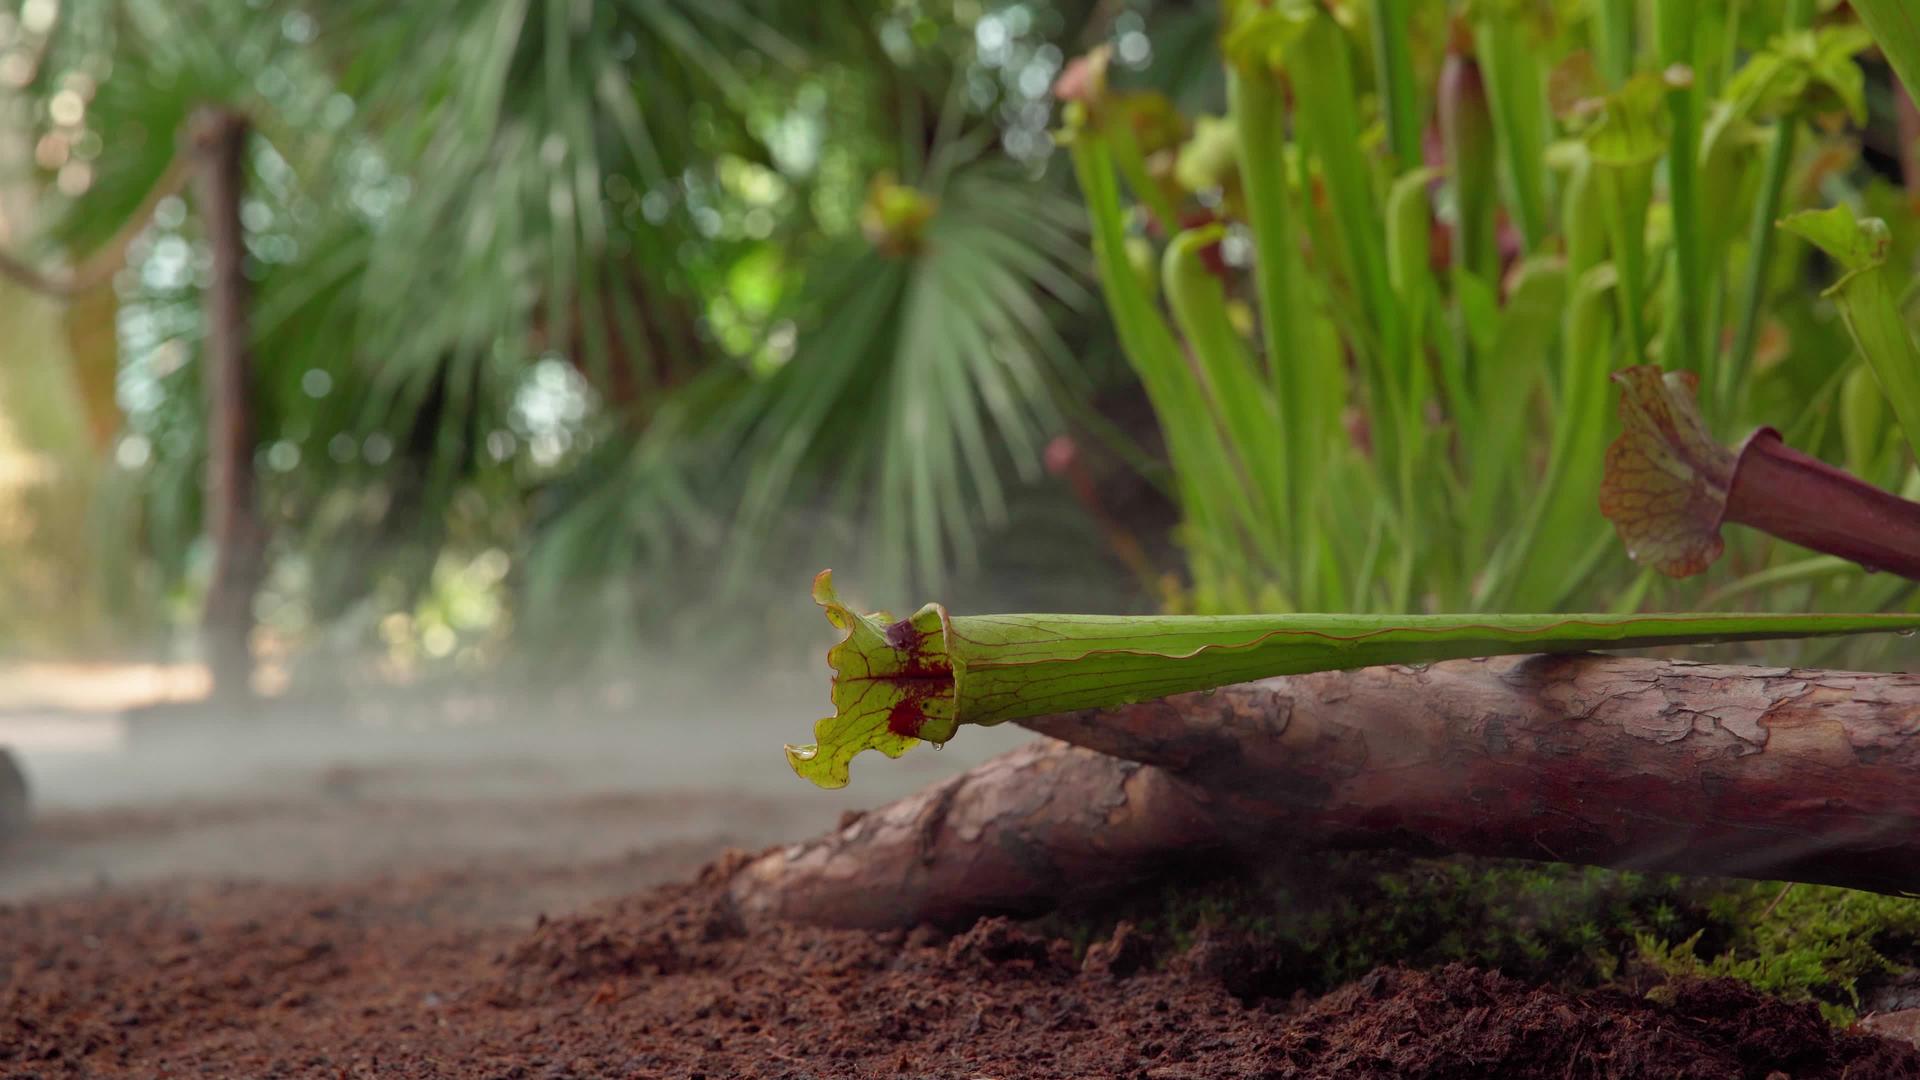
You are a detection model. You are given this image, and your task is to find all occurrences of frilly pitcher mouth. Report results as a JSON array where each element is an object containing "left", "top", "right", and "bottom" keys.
[{"left": 784, "top": 570, "right": 958, "bottom": 789}]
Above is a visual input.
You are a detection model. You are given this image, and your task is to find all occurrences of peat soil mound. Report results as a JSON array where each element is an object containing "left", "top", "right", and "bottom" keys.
[{"left": 5, "top": 851, "right": 1920, "bottom": 1079}]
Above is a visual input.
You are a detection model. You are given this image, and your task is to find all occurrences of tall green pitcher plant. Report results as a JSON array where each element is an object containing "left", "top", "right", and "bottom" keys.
[{"left": 1061, "top": 0, "right": 1920, "bottom": 630}]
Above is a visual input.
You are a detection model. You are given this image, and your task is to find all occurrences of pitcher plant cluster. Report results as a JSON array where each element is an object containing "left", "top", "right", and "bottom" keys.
[{"left": 1059, "top": 0, "right": 1920, "bottom": 622}]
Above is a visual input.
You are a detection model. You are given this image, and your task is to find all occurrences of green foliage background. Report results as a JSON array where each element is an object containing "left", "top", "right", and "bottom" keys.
[{"left": 0, "top": 0, "right": 1216, "bottom": 674}]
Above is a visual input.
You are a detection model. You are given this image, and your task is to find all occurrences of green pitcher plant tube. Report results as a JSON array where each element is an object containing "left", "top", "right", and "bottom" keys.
[{"left": 785, "top": 571, "right": 1920, "bottom": 788}]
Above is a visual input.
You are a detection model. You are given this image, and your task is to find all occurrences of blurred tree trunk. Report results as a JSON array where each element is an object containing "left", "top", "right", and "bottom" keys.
[{"left": 191, "top": 109, "right": 264, "bottom": 703}]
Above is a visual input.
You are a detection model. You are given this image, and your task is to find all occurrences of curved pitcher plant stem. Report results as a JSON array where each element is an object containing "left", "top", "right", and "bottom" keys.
[{"left": 786, "top": 571, "right": 1920, "bottom": 788}]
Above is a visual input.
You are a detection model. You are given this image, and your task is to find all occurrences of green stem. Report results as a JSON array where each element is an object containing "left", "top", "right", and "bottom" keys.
[
  {"left": 1724, "top": 122, "right": 1794, "bottom": 403},
  {"left": 1832, "top": 262, "right": 1920, "bottom": 464},
  {"left": 791, "top": 570, "right": 1920, "bottom": 788},
  {"left": 1291, "top": 12, "right": 1393, "bottom": 340},
  {"left": 1163, "top": 226, "right": 1292, "bottom": 552},
  {"left": 1230, "top": 65, "right": 1324, "bottom": 570},
  {"left": 1473, "top": 18, "right": 1551, "bottom": 253},
  {"left": 1705, "top": 0, "right": 1740, "bottom": 98},
  {"left": 1599, "top": 165, "right": 1651, "bottom": 362},
  {"left": 1656, "top": 0, "right": 1704, "bottom": 375},
  {"left": 1724, "top": 0, "right": 1813, "bottom": 408},
  {"left": 1594, "top": 0, "right": 1635, "bottom": 85},
  {"left": 1370, "top": 0, "right": 1422, "bottom": 170},
  {"left": 1066, "top": 132, "right": 1249, "bottom": 549},
  {"left": 1290, "top": 12, "right": 1407, "bottom": 480},
  {"left": 1109, "top": 123, "right": 1181, "bottom": 236},
  {"left": 1230, "top": 69, "right": 1303, "bottom": 413},
  {"left": 1441, "top": 49, "right": 1499, "bottom": 281},
  {"left": 1504, "top": 259, "right": 1616, "bottom": 610},
  {"left": 1702, "top": 556, "right": 1856, "bottom": 608}
]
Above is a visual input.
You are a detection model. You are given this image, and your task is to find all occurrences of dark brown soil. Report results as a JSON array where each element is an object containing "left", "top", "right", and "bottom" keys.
[{"left": 6, "top": 851, "right": 1920, "bottom": 1079}]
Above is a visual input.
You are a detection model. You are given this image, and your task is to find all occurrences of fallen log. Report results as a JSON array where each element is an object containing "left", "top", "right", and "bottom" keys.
[
  {"left": 729, "top": 739, "right": 1207, "bottom": 928},
  {"left": 729, "top": 653, "right": 1920, "bottom": 929}
]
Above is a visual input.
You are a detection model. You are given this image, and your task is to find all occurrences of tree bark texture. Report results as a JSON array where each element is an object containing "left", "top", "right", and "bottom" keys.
[
  {"left": 729, "top": 738, "right": 1211, "bottom": 929},
  {"left": 190, "top": 108, "right": 264, "bottom": 702},
  {"left": 729, "top": 653, "right": 1920, "bottom": 929}
]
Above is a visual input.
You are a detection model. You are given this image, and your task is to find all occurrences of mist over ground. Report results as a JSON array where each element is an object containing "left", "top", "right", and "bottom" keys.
[{"left": 0, "top": 649, "right": 1034, "bottom": 902}]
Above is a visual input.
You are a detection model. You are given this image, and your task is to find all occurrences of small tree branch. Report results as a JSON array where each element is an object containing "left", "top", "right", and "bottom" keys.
[{"left": 731, "top": 653, "right": 1920, "bottom": 929}]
